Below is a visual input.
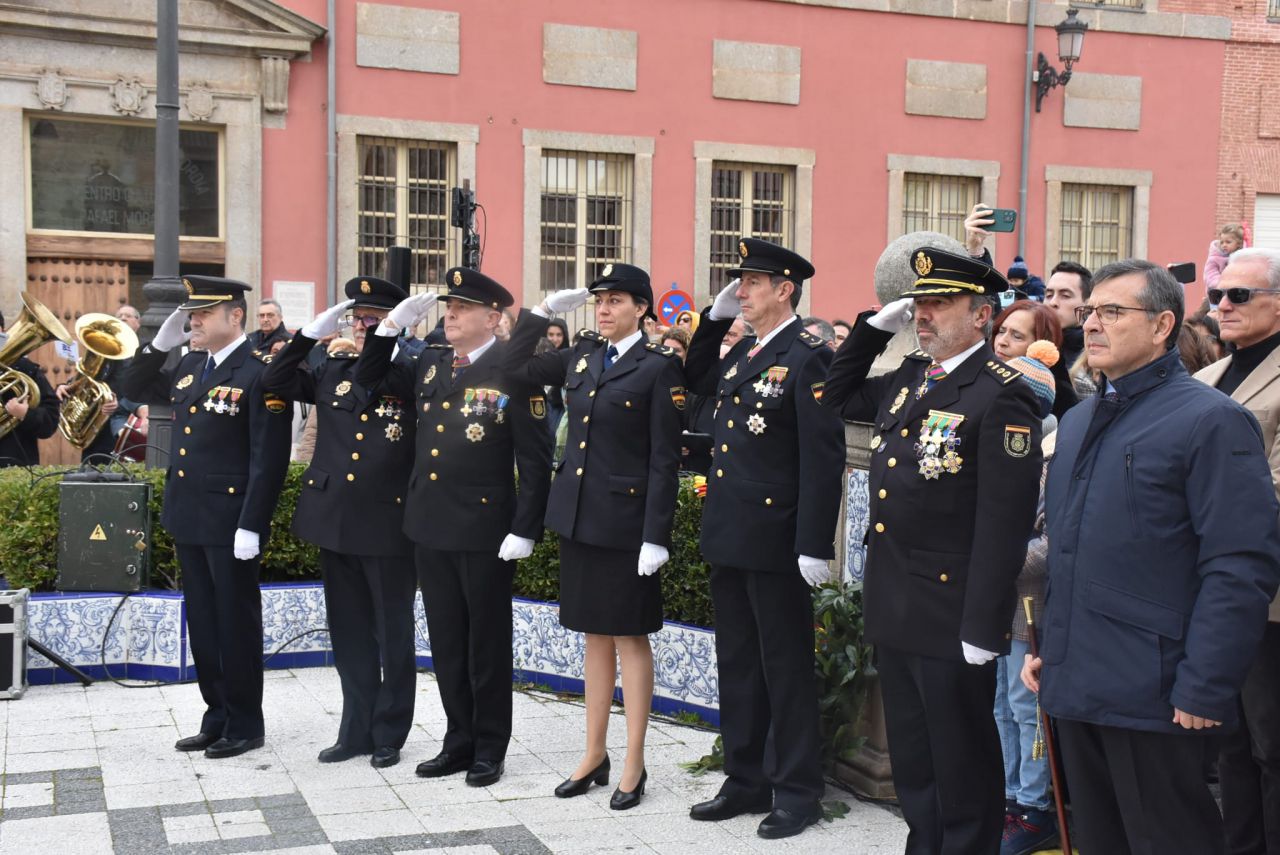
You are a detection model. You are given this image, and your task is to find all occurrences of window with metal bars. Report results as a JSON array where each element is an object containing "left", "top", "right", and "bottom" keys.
[
  {"left": 1059, "top": 183, "right": 1133, "bottom": 271},
  {"left": 1270, "top": 0, "right": 1280, "bottom": 19},
  {"left": 1072, "top": 0, "right": 1143, "bottom": 9},
  {"left": 539, "top": 150, "right": 634, "bottom": 292},
  {"left": 902, "top": 173, "right": 981, "bottom": 244},
  {"left": 356, "top": 137, "right": 457, "bottom": 292},
  {"left": 709, "top": 163, "right": 795, "bottom": 296}
]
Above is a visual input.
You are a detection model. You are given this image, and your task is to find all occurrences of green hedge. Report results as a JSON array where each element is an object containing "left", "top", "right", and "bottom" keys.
[{"left": 0, "top": 464, "right": 715, "bottom": 626}]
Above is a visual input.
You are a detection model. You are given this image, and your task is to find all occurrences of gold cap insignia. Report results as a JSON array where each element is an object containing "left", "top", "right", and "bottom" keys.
[
  {"left": 914, "top": 251, "right": 933, "bottom": 277},
  {"left": 739, "top": 241, "right": 748, "bottom": 259},
  {"left": 360, "top": 280, "right": 371, "bottom": 294},
  {"left": 602, "top": 263, "right": 613, "bottom": 278},
  {"left": 452, "top": 270, "right": 463, "bottom": 287},
  {"left": 183, "top": 278, "right": 194, "bottom": 295}
]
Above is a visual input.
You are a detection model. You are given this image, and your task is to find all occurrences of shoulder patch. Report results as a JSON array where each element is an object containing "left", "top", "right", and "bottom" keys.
[
  {"left": 578, "top": 328, "right": 605, "bottom": 344},
  {"left": 797, "top": 330, "right": 825, "bottom": 349},
  {"left": 905, "top": 349, "right": 932, "bottom": 362},
  {"left": 645, "top": 342, "right": 677, "bottom": 357},
  {"left": 985, "top": 359, "right": 1022, "bottom": 385}
]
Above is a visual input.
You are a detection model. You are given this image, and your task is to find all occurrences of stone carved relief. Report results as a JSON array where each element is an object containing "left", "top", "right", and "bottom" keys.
[
  {"left": 109, "top": 77, "right": 147, "bottom": 116},
  {"left": 35, "top": 68, "right": 69, "bottom": 110},
  {"left": 185, "top": 83, "right": 216, "bottom": 122},
  {"left": 261, "top": 55, "right": 290, "bottom": 113}
]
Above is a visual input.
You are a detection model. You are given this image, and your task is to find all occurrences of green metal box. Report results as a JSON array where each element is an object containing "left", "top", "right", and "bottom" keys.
[{"left": 57, "top": 482, "right": 152, "bottom": 592}]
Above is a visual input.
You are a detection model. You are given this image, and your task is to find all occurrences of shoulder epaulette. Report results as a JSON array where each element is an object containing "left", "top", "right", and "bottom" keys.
[
  {"left": 645, "top": 342, "right": 677, "bottom": 357},
  {"left": 905, "top": 349, "right": 932, "bottom": 362},
  {"left": 426, "top": 343, "right": 452, "bottom": 349},
  {"left": 327, "top": 350, "right": 358, "bottom": 360},
  {"left": 797, "top": 330, "right": 825, "bottom": 349},
  {"left": 578, "top": 328, "right": 605, "bottom": 344},
  {"left": 250, "top": 349, "right": 272, "bottom": 364},
  {"left": 985, "top": 359, "right": 1022, "bottom": 384}
]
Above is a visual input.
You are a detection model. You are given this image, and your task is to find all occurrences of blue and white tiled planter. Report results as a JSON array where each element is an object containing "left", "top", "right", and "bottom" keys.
[{"left": 24, "top": 585, "right": 724, "bottom": 725}]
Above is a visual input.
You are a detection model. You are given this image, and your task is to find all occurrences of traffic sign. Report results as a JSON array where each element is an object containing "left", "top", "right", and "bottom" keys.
[{"left": 656, "top": 288, "right": 694, "bottom": 324}]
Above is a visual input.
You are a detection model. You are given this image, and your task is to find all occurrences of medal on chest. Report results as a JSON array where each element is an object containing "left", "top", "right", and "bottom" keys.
[
  {"left": 227, "top": 388, "right": 242, "bottom": 416},
  {"left": 889, "top": 386, "right": 909, "bottom": 415},
  {"left": 752, "top": 366, "right": 788, "bottom": 398},
  {"left": 914, "top": 410, "right": 966, "bottom": 480},
  {"left": 375, "top": 397, "right": 403, "bottom": 421}
]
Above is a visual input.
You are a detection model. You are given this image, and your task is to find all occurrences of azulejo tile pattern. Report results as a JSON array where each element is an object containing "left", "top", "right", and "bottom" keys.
[{"left": 845, "top": 468, "right": 870, "bottom": 586}]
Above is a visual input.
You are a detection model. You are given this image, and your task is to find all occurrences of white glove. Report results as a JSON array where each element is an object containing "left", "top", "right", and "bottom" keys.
[
  {"left": 233, "top": 528, "right": 260, "bottom": 561},
  {"left": 797, "top": 555, "right": 830, "bottom": 587},
  {"left": 498, "top": 533, "right": 535, "bottom": 562},
  {"left": 152, "top": 308, "right": 191, "bottom": 352},
  {"left": 302, "top": 299, "right": 355, "bottom": 339},
  {"left": 962, "top": 642, "right": 999, "bottom": 665},
  {"left": 637, "top": 542, "right": 669, "bottom": 577},
  {"left": 543, "top": 288, "right": 590, "bottom": 315},
  {"left": 709, "top": 281, "right": 742, "bottom": 321},
  {"left": 378, "top": 293, "right": 438, "bottom": 337},
  {"left": 867, "top": 297, "right": 914, "bottom": 334}
]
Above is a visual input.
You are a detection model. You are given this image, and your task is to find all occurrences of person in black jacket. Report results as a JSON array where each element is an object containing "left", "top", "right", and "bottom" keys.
[
  {"left": 261, "top": 276, "right": 418, "bottom": 769},
  {"left": 124, "top": 276, "right": 293, "bottom": 759},
  {"left": 509, "top": 264, "right": 684, "bottom": 811},
  {"left": 681, "top": 239, "right": 845, "bottom": 840},
  {"left": 356, "top": 268, "right": 552, "bottom": 787},
  {"left": 0, "top": 354, "right": 58, "bottom": 468}
]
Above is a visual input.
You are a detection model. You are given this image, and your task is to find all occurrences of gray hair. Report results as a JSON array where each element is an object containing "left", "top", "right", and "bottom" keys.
[
  {"left": 1228, "top": 248, "right": 1280, "bottom": 290},
  {"left": 970, "top": 294, "right": 997, "bottom": 338},
  {"left": 769, "top": 274, "right": 803, "bottom": 309},
  {"left": 801, "top": 317, "right": 834, "bottom": 341},
  {"left": 259, "top": 298, "right": 282, "bottom": 313},
  {"left": 1093, "top": 259, "right": 1183, "bottom": 350}
]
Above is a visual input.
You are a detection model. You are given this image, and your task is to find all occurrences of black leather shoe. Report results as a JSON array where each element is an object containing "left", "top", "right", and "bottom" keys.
[
  {"left": 203, "top": 737, "right": 264, "bottom": 759},
  {"left": 554, "top": 755, "right": 610, "bottom": 798},
  {"left": 465, "top": 759, "right": 504, "bottom": 787},
  {"left": 415, "top": 751, "right": 473, "bottom": 778},
  {"left": 370, "top": 747, "right": 400, "bottom": 768},
  {"left": 318, "top": 743, "right": 367, "bottom": 763},
  {"left": 174, "top": 732, "right": 219, "bottom": 752},
  {"left": 757, "top": 807, "right": 821, "bottom": 839},
  {"left": 689, "top": 793, "right": 773, "bottom": 821},
  {"left": 610, "top": 768, "right": 646, "bottom": 810}
]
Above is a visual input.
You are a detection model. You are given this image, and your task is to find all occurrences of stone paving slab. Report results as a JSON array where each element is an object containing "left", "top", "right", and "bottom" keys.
[{"left": 0, "top": 668, "right": 909, "bottom": 853}]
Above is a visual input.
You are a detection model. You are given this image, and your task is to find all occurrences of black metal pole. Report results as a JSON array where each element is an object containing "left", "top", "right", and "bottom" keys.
[{"left": 143, "top": 0, "right": 183, "bottom": 469}]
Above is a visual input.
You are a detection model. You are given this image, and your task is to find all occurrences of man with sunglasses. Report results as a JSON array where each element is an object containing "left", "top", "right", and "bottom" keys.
[
  {"left": 262, "top": 276, "right": 420, "bottom": 769},
  {"left": 1022, "top": 259, "right": 1280, "bottom": 854},
  {"left": 1194, "top": 248, "right": 1280, "bottom": 855}
]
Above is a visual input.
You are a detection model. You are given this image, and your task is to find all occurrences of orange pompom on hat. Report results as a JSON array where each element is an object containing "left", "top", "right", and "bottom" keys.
[{"left": 1007, "top": 340, "right": 1059, "bottom": 417}]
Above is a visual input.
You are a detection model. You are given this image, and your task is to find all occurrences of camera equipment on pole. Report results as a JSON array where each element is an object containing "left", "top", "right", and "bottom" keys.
[
  {"left": 386, "top": 245, "right": 412, "bottom": 292},
  {"left": 451, "top": 180, "right": 481, "bottom": 270}
]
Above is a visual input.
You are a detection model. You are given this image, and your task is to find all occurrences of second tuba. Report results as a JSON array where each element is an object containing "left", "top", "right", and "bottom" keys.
[
  {"left": 0, "top": 293, "right": 72, "bottom": 440},
  {"left": 58, "top": 313, "right": 139, "bottom": 448}
]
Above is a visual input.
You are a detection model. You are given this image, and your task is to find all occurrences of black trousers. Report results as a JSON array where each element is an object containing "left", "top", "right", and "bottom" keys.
[
  {"left": 709, "top": 566, "right": 823, "bottom": 812},
  {"left": 1221, "top": 621, "right": 1280, "bottom": 855},
  {"left": 319, "top": 549, "right": 418, "bottom": 751},
  {"left": 1057, "top": 718, "right": 1222, "bottom": 855},
  {"left": 176, "top": 544, "right": 264, "bottom": 740},
  {"left": 877, "top": 645, "right": 1003, "bottom": 855},
  {"left": 415, "top": 546, "right": 514, "bottom": 762}
]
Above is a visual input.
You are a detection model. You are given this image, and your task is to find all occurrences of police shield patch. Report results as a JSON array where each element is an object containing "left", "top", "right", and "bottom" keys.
[
  {"left": 264, "top": 394, "right": 287, "bottom": 415},
  {"left": 1004, "top": 425, "right": 1031, "bottom": 458},
  {"left": 670, "top": 386, "right": 687, "bottom": 411},
  {"left": 530, "top": 395, "right": 546, "bottom": 419}
]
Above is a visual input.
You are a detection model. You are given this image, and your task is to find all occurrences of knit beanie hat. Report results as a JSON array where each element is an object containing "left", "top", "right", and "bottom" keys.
[
  {"left": 1007, "top": 256, "right": 1030, "bottom": 282},
  {"left": 1007, "top": 340, "right": 1058, "bottom": 418}
]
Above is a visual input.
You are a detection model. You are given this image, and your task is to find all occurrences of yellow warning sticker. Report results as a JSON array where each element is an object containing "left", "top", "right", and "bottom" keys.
[{"left": 90, "top": 524, "right": 107, "bottom": 541}]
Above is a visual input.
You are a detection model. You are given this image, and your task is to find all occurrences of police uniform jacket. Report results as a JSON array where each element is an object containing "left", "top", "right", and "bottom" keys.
[
  {"left": 124, "top": 340, "right": 293, "bottom": 546},
  {"left": 0, "top": 357, "right": 58, "bottom": 468},
  {"left": 823, "top": 315, "right": 1042, "bottom": 660},
  {"left": 355, "top": 321, "right": 551, "bottom": 553},
  {"left": 262, "top": 334, "right": 417, "bottom": 556},
  {"left": 510, "top": 318, "right": 684, "bottom": 550},
  {"left": 683, "top": 310, "right": 846, "bottom": 573}
]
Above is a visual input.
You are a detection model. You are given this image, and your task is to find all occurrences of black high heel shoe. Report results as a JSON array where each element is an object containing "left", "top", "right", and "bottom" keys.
[
  {"left": 554, "top": 755, "right": 610, "bottom": 798},
  {"left": 610, "top": 768, "right": 647, "bottom": 810}
]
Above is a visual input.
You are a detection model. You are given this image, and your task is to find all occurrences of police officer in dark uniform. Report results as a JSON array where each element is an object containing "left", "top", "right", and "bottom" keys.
[
  {"left": 822, "top": 247, "right": 1043, "bottom": 854},
  {"left": 511, "top": 264, "right": 684, "bottom": 809},
  {"left": 682, "top": 239, "right": 846, "bottom": 839},
  {"left": 356, "top": 268, "right": 552, "bottom": 787},
  {"left": 262, "top": 276, "right": 418, "bottom": 768},
  {"left": 124, "top": 276, "right": 293, "bottom": 759}
]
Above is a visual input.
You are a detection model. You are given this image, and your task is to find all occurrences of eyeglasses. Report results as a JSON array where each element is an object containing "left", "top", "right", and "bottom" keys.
[
  {"left": 342, "top": 313, "right": 383, "bottom": 329},
  {"left": 1075, "top": 304, "right": 1152, "bottom": 325},
  {"left": 1207, "top": 287, "right": 1280, "bottom": 306}
]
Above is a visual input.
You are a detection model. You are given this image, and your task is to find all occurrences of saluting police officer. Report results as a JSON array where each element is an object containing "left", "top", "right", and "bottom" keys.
[
  {"left": 355, "top": 269, "right": 552, "bottom": 787},
  {"left": 512, "top": 265, "right": 684, "bottom": 810},
  {"left": 261, "top": 276, "right": 418, "bottom": 769},
  {"left": 822, "top": 247, "right": 1042, "bottom": 855},
  {"left": 682, "top": 239, "right": 846, "bottom": 840},
  {"left": 124, "top": 276, "right": 293, "bottom": 759}
]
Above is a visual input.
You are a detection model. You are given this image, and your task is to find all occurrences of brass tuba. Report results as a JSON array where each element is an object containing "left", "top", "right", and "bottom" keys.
[
  {"left": 58, "top": 313, "right": 139, "bottom": 448},
  {"left": 0, "top": 293, "right": 72, "bottom": 440}
]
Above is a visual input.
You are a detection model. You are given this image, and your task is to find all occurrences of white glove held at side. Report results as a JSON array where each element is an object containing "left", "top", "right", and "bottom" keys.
[
  {"left": 498, "top": 533, "right": 535, "bottom": 562},
  {"left": 152, "top": 308, "right": 191, "bottom": 352},
  {"left": 709, "top": 281, "right": 742, "bottom": 321},
  {"left": 797, "top": 555, "right": 830, "bottom": 587},
  {"left": 962, "top": 642, "right": 999, "bottom": 665},
  {"left": 233, "top": 529, "right": 260, "bottom": 561},
  {"left": 637, "top": 542, "right": 669, "bottom": 577},
  {"left": 302, "top": 299, "right": 356, "bottom": 339},
  {"left": 867, "top": 297, "right": 915, "bottom": 334}
]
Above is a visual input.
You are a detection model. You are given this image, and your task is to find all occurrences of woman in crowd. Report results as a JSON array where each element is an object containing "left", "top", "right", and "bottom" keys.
[
  {"left": 543, "top": 318, "right": 572, "bottom": 438},
  {"left": 990, "top": 300, "right": 1079, "bottom": 420}
]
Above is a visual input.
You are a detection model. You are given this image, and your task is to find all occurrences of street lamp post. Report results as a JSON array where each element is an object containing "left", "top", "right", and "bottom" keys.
[{"left": 1035, "top": 10, "right": 1089, "bottom": 113}]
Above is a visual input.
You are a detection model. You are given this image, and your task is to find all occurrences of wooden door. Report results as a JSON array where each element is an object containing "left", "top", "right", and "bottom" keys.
[{"left": 24, "top": 258, "right": 131, "bottom": 466}]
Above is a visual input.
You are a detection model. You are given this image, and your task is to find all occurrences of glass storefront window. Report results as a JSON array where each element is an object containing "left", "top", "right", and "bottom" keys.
[{"left": 28, "top": 116, "right": 221, "bottom": 238}]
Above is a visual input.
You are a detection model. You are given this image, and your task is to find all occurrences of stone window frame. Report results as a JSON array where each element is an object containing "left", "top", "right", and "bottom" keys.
[
  {"left": 1044, "top": 164, "right": 1151, "bottom": 266},
  {"left": 693, "top": 141, "right": 815, "bottom": 313},
  {"left": 886, "top": 154, "right": 1000, "bottom": 249},
  {"left": 337, "top": 115, "right": 478, "bottom": 288},
  {"left": 522, "top": 129, "right": 653, "bottom": 310}
]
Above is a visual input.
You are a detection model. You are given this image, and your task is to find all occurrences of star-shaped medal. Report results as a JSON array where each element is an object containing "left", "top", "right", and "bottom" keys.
[
  {"left": 747, "top": 413, "right": 766, "bottom": 435},
  {"left": 465, "top": 423, "right": 484, "bottom": 443},
  {"left": 385, "top": 423, "right": 403, "bottom": 442}
]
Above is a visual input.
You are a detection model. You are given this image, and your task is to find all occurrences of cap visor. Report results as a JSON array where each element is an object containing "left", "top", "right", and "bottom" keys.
[
  {"left": 177, "top": 298, "right": 229, "bottom": 311},
  {"left": 901, "top": 286, "right": 969, "bottom": 299}
]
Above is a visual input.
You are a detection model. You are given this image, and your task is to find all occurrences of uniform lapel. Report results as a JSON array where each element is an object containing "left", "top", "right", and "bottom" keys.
[
  {"left": 198, "top": 340, "right": 249, "bottom": 397},
  {"left": 727, "top": 320, "right": 800, "bottom": 396},
  {"left": 902, "top": 345, "right": 987, "bottom": 425},
  {"left": 599, "top": 340, "right": 644, "bottom": 386}
]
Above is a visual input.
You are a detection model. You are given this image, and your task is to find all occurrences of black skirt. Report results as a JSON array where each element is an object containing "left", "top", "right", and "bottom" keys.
[{"left": 558, "top": 536, "right": 663, "bottom": 636}]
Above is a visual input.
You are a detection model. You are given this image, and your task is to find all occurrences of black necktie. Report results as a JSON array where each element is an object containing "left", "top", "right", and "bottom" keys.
[
  {"left": 603, "top": 345, "right": 619, "bottom": 371},
  {"left": 200, "top": 354, "right": 216, "bottom": 382}
]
